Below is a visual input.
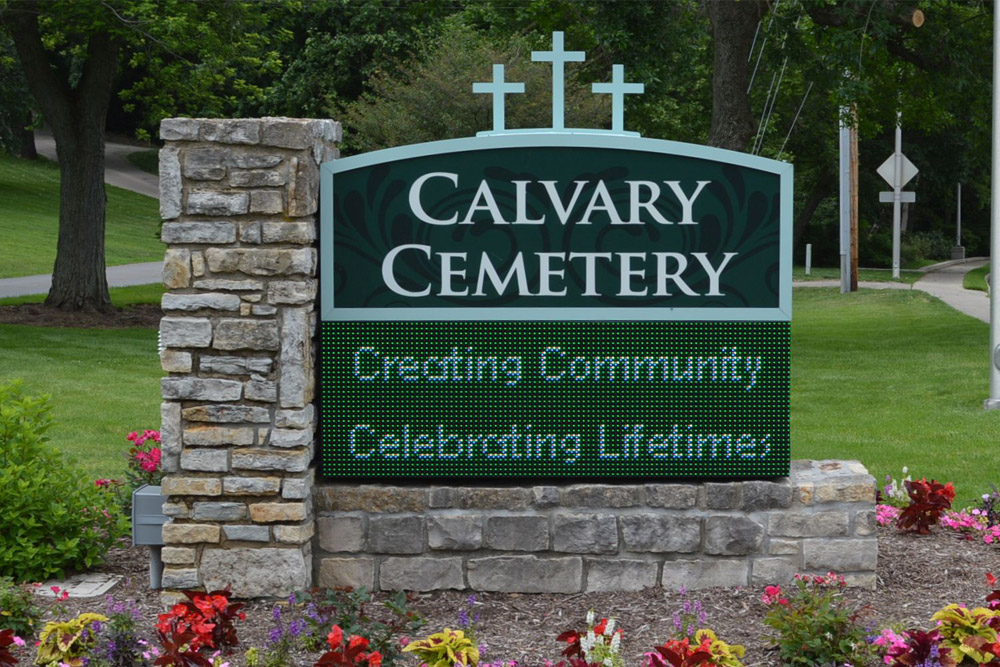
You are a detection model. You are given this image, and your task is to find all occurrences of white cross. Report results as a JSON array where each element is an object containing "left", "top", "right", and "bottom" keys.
[
  {"left": 473, "top": 64, "right": 525, "bottom": 133},
  {"left": 592, "top": 65, "right": 644, "bottom": 134},
  {"left": 532, "top": 31, "right": 585, "bottom": 130}
]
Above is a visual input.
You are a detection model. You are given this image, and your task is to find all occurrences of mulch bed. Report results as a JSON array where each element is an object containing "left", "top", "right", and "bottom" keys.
[
  {"left": 0, "top": 303, "right": 161, "bottom": 328},
  {"left": 29, "top": 525, "right": 1000, "bottom": 666}
]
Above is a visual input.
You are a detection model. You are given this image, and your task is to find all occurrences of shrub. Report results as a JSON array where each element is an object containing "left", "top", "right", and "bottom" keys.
[
  {"left": 0, "top": 577, "right": 41, "bottom": 636},
  {"left": 761, "top": 572, "right": 872, "bottom": 666},
  {"left": 35, "top": 612, "right": 108, "bottom": 666},
  {"left": 897, "top": 478, "right": 955, "bottom": 535},
  {"left": 0, "top": 381, "right": 127, "bottom": 581}
]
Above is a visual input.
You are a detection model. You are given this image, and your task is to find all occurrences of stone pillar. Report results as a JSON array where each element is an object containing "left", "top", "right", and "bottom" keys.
[{"left": 158, "top": 117, "right": 339, "bottom": 600}]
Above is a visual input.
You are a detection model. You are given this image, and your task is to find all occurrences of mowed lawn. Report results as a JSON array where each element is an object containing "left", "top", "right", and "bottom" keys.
[
  {"left": 0, "top": 153, "right": 162, "bottom": 278},
  {"left": 0, "top": 285, "right": 997, "bottom": 506}
]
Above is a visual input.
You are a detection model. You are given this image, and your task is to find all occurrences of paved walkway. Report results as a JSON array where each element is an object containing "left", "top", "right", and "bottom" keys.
[
  {"left": 793, "top": 257, "right": 991, "bottom": 324},
  {"left": 34, "top": 130, "right": 160, "bottom": 199}
]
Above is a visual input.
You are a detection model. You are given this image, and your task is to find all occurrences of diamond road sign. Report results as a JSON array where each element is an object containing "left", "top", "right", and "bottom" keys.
[{"left": 877, "top": 153, "right": 919, "bottom": 188}]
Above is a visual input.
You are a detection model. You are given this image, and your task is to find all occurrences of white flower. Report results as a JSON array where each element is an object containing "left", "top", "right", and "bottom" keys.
[
  {"left": 605, "top": 618, "right": 616, "bottom": 636},
  {"left": 603, "top": 659, "right": 614, "bottom": 667},
  {"left": 587, "top": 610, "right": 595, "bottom": 627},
  {"left": 902, "top": 466, "right": 908, "bottom": 474},
  {"left": 610, "top": 633, "right": 621, "bottom": 652}
]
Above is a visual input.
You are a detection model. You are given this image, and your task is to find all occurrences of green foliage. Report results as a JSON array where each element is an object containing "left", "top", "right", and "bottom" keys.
[
  {"left": 0, "top": 381, "right": 127, "bottom": 582},
  {"left": 35, "top": 612, "right": 108, "bottom": 665},
  {"left": 402, "top": 628, "right": 479, "bottom": 667},
  {"left": 0, "top": 576, "right": 42, "bottom": 637},
  {"left": 338, "top": 20, "right": 609, "bottom": 153},
  {"left": 0, "top": 33, "right": 33, "bottom": 154},
  {"left": 931, "top": 604, "right": 1000, "bottom": 664},
  {"left": 762, "top": 573, "right": 872, "bottom": 666}
]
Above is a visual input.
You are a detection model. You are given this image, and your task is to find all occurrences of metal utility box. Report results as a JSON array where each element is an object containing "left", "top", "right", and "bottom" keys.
[{"left": 132, "top": 484, "right": 166, "bottom": 546}]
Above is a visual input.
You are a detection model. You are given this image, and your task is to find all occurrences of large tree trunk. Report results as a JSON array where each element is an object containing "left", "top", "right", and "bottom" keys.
[
  {"left": 3, "top": 6, "right": 118, "bottom": 312},
  {"left": 706, "top": 0, "right": 769, "bottom": 152}
]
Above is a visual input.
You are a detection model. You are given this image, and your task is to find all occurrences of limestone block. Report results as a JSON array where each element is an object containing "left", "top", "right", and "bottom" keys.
[
  {"left": 369, "top": 516, "right": 424, "bottom": 554},
  {"left": 200, "top": 120, "right": 261, "bottom": 145},
  {"left": 704, "top": 483, "right": 741, "bottom": 509},
  {"left": 200, "top": 356, "right": 273, "bottom": 376},
  {"left": 843, "top": 572, "right": 877, "bottom": 589},
  {"left": 814, "top": 478, "right": 877, "bottom": 504},
  {"left": 315, "top": 486, "right": 427, "bottom": 512},
  {"left": 210, "top": 319, "right": 279, "bottom": 352},
  {"left": 232, "top": 447, "right": 311, "bottom": 476},
  {"left": 162, "top": 522, "right": 221, "bottom": 544},
  {"left": 160, "top": 350, "right": 192, "bottom": 373},
  {"left": 160, "top": 402, "right": 182, "bottom": 473},
  {"left": 552, "top": 513, "right": 618, "bottom": 554},
  {"left": 187, "top": 191, "right": 249, "bottom": 216},
  {"left": 205, "top": 248, "right": 314, "bottom": 277},
  {"left": 238, "top": 221, "right": 261, "bottom": 244},
  {"left": 162, "top": 249, "right": 191, "bottom": 289},
  {"left": 269, "top": 427, "right": 313, "bottom": 448},
  {"left": 802, "top": 538, "right": 878, "bottom": 572},
  {"left": 767, "top": 539, "right": 801, "bottom": 555},
  {"left": 287, "top": 156, "right": 319, "bottom": 216},
  {"left": 280, "top": 308, "right": 310, "bottom": 408},
  {"left": 160, "top": 317, "right": 212, "bottom": 348},
  {"left": 223, "top": 476, "right": 282, "bottom": 495},
  {"left": 621, "top": 514, "right": 701, "bottom": 553},
  {"left": 741, "top": 481, "right": 794, "bottom": 511},
  {"left": 162, "top": 369, "right": 239, "bottom": 405},
  {"left": 183, "top": 426, "right": 254, "bottom": 447},
  {"left": 244, "top": 378, "right": 277, "bottom": 402},
  {"left": 249, "top": 502, "right": 308, "bottom": 523},
  {"left": 562, "top": 485, "right": 641, "bottom": 508},
  {"left": 260, "top": 119, "right": 316, "bottom": 149},
  {"left": 281, "top": 470, "right": 314, "bottom": 499},
  {"left": 252, "top": 305, "right": 277, "bottom": 316},
  {"left": 231, "top": 154, "right": 282, "bottom": 169},
  {"left": 450, "top": 488, "right": 532, "bottom": 510},
  {"left": 267, "top": 281, "right": 317, "bottom": 305},
  {"left": 586, "top": 559, "right": 659, "bottom": 592},
  {"left": 159, "top": 147, "right": 182, "bottom": 219},
  {"left": 317, "top": 516, "right": 366, "bottom": 552},
  {"left": 182, "top": 405, "right": 270, "bottom": 423},
  {"left": 192, "top": 502, "right": 247, "bottom": 521},
  {"left": 704, "top": 516, "right": 765, "bottom": 555},
  {"left": 201, "top": 547, "right": 310, "bottom": 597},
  {"left": 230, "top": 169, "right": 285, "bottom": 187},
  {"left": 163, "top": 293, "right": 241, "bottom": 313},
  {"left": 768, "top": 511, "right": 849, "bottom": 538},
  {"left": 223, "top": 525, "right": 270, "bottom": 542},
  {"left": 191, "top": 252, "right": 205, "bottom": 276},
  {"left": 183, "top": 147, "right": 229, "bottom": 180},
  {"left": 161, "top": 119, "right": 200, "bottom": 141},
  {"left": 261, "top": 222, "right": 315, "bottom": 244},
  {"left": 428, "top": 515, "right": 482, "bottom": 551},
  {"left": 274, "top": 522, "right": 315, "bottom": 544},
  {"left": 467, "top": 556, "right": 582, "bottom": 593},
  {"left": 854, "top": 510, "right": 877, "bottom": 536},
  {"left": 662, "top": 559, "right": 750, "bottom": 590},
  {"left": 161, "top": 568, "right": 200, "bottom": 589},
  {"left": 275, "top": 406, "right": 315, "bottom": 429},
  {"left": 180, "top": 448, "right": 229, "bottom": 473},
  {"left": 751, "top": 557, "right": 799, "bottom": 586},
  {"left": 162, "top": 222, "right": 238, "bottom": 245},
  {"left": 161, "top": 547, "right": 196, "bottom": 565},
  {"left": 193, "top": 279, "right": 266, "bottom": 291},
  {"left": 532, "top": 486, "right": 560, "bottom": 508},
  {"left": 645, "top": 484, "right": 699, "bottom": 509},
  {"left": 484, "top": 515, "right": 548, "bottom": 551},
  {"left": 161, "top": 477, "right": 222, "bottom": 496},
  {"left": 162, "top": 502, "right": 189, "bottom": 518},
  {"left": 250, "top": 191, "right": 283, "bottom": 214},
  {"left": 380, "top": 557, "right": 464, "bottom": 591},
  {"left": 318, "top": 557, "right": 374, "bottom": 591}
]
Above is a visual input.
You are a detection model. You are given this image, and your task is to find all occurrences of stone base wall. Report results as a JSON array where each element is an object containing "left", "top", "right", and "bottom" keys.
[{"left": 313, "top": 460, "right": 878, "bottom": 593}]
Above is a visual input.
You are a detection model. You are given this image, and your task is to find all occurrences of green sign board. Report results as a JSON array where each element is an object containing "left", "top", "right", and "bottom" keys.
[{"left": 319, "top": 134, "right": 793, "bottom": 481}]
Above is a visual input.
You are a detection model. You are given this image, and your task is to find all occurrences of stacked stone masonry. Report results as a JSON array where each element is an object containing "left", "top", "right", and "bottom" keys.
[
  {"left": 158, "top": 118, "right": 339, "bottom": 600},
  {"left": 313, "top": 460, "right": 877, "bottom": 593},
  {"left": 158, "top": 117, "right": 877, "bottom": 600}
]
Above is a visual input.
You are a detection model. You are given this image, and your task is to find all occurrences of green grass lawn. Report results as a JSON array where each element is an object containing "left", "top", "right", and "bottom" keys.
[
  {"left": 0, "top": 154, "right": 163, "bottom": 279},
  {"left": 792, "top": 287, "right": 995, "bottom": 507},
  {"left": 793, "top": 266, "right": 924, "bottom": 285},
  {"left": 0, "top": 285, "right": 997, "bottom": 507},
  {"left": 964, "top": 263, "right": 991, "bottom": 292},
  {"left": 0, "top": 283, "right": 165, "bottom": 307}
]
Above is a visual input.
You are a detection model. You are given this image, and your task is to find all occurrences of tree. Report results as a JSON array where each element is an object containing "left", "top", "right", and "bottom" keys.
[
  {"left": 0, "top": 34, "right": 36, "bottom": 158},
  {"left": 0, "top": 0, "right": 282, "bottom": 312}
]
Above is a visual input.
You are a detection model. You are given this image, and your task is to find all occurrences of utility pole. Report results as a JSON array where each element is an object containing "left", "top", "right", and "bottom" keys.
[{"left": 850, "top": 105, "right": 859, "bottom": 291}]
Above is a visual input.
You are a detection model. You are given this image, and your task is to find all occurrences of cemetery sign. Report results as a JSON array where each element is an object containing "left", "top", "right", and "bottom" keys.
[{"left": 319, "top": 33, "right": 793, "bottom": 481}]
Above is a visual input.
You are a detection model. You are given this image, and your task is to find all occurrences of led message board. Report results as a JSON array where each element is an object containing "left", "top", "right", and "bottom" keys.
[{"left": 319, "top": 35, "right": 792, "bottom": 481}]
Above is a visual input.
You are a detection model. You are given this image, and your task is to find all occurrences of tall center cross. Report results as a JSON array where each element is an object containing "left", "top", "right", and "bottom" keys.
[
  {"left": 592, "top": 64, "right": 644, "bottom": 133},
  {"left": 532, "top": 31, "right": 585, "bottom": 130},
  {"left": 473, "top": 64, "right": 525, "bottom": 133}
]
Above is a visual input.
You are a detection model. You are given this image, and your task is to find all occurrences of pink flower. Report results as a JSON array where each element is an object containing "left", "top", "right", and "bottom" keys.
[{"left": 12, "top": 636, "right": 25, "bottom": 647}]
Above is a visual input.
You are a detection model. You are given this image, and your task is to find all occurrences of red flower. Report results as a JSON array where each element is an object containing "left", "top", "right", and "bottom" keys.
[{"left": 328, "top": 626, "right": 344, "bottom": 649}]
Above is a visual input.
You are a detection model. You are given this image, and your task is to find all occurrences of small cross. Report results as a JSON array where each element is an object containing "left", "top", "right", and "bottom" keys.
[
  {"left": 473, "top": 64, "right": 525, "bottom": 133},
  {"left": 592, "top": 65, "right": 644, "bottom": 134},
  {"left": 532, "top": 31, "right": 585, "bottom": 130}
]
